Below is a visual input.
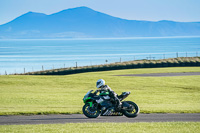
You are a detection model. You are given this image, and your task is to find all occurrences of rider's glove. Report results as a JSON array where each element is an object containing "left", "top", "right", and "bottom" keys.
[{"left": 94, "top": 90, "right": 99, "bottom": 94}]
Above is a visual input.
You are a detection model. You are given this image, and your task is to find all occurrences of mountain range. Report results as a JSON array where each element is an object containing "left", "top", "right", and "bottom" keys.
[{"left": 0, "top": 6, "right": 200, "bottom": 39}]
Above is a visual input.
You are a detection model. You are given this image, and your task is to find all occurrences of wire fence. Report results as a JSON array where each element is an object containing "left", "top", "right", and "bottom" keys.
[{"left": 1, "top": 51, "right": 199, "bottom": 75}]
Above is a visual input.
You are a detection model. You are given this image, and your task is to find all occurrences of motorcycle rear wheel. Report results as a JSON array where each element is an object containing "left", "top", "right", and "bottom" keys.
[
  {"left": 123, "top": 101, "right": 140, "bottom": 118},
  {"left": 82, "top": 103, "right": 100, "bottom": 118}
]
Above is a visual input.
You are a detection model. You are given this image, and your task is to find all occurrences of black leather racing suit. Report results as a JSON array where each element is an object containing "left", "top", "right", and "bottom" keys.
[{"left": 98, "top": 85, "right": 121, "bottom": 108}]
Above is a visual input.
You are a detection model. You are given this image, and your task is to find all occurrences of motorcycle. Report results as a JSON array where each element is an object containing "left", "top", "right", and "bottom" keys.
[{"left": 82, "top": 90, "right": 139, "bottom": 118}]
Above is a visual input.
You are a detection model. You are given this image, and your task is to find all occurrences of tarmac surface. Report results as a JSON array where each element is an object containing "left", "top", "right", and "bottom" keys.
[
  {"left": 116, "top": 72, "right": 200, "bottom": 77},
  {"left": 0, "top": 114, "right": 200, "bottom": 125}
]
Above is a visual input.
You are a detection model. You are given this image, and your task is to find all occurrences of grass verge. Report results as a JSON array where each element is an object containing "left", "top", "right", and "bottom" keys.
[
  {"left": 0, "top": 67, "right": 200, "bottom": 115},
  {"left": 22, "top": 57, "right": 200, "bottom": 75},
  {"left": 0, "top": 122, "right": 200, "bottom": 133}
]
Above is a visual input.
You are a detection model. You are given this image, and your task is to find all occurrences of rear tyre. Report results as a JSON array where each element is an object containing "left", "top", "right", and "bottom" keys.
[
  {"left": 123, "top": 101, "right": 140, "bottom": 118},
  {"left": 82, "top": 103, "right": 100, "bottom": 118}
]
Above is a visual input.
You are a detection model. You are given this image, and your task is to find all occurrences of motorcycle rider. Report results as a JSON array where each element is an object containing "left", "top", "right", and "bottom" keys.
[{"left": 95, "top": 79, "right": 122, "bottom": 111}]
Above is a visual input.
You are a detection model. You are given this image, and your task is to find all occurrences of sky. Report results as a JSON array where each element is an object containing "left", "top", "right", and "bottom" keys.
[{"left": 0, "top": 0, "right": 200, "bottom": 25}]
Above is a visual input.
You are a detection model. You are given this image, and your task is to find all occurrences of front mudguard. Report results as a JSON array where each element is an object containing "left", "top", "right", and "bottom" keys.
[{"left": 86, "top": 102, "right": 93, "bottom": 107}]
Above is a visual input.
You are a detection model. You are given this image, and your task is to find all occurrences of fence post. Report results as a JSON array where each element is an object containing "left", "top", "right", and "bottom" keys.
[
  {"left": 120, "top": 57, "right": 121, "bottom": 63},
  {"left": 5, "top": 71, "right": 7, "bottom": 75},
  {"left": 196, "top": 51, "right": 198, "bottom": 57},
  {"left": 186, "top": 52, "right": 187, "bottom": 57},
  {"left": 105, "top": 60, "right": 108, "bottom": 64},
  {"left": 42, "top": 66, "right": 44, "bottom": 71},
  {"left": 24, "top": 68, "right": 25, "bottom": 74},
  {"left": 176, "top": 52, "right": 179, "bottom": 58},
  {"left": 76, "top": 62, "right": 77, "bottom": 68}
]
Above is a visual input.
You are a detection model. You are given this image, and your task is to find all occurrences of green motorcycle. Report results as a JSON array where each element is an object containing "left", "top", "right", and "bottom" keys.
[{"left": 82, "top": 90, "right": 139, "bottom": 118}]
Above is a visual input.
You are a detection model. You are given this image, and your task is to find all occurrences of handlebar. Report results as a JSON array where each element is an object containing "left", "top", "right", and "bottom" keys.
[{"left": 94, "top": 89, "right": 100, "bottom": 94}]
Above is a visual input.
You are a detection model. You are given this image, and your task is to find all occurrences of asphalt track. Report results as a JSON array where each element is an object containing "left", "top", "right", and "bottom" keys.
[
  {"left": 0, "top": 114, "right": 200, "bottom": 125},
  {"left": 116, "top": 72, "right": 200, "bottom": 77}
]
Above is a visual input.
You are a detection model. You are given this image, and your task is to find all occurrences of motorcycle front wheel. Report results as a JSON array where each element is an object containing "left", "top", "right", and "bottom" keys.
[
  {"left": 123, "top": 101, "right": 140, "bottom": 118},
  {"left": 82, "top": 103, "right": 100, "bottom": 118}
]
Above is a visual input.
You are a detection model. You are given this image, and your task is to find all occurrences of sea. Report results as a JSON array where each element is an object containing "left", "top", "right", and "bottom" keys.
[{"left": 0, "top": 36, "right": 200, "bottom": 75}]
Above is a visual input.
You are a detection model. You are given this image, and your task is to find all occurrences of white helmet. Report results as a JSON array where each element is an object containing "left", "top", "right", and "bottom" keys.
[{"left": 96, "top": 79, "right": 105, "bottom": 88}]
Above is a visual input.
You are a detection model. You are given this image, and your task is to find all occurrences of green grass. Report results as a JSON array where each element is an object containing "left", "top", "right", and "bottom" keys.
[
  {"left": 0, "top": 122, "right": 199, "bottom": 133},
  {"left": 0, "top": 67, "right": 200, "bottom": 115}
]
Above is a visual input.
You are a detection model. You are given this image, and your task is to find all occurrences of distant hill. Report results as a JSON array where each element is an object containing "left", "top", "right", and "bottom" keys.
[{"left": 0, "top": 6, "right": 200, "bottom": 39}]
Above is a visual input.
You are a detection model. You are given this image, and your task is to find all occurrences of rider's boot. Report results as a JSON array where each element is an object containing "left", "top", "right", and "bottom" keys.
[{"left": 114, "top": 98, "right": 122, "bottom": 110}]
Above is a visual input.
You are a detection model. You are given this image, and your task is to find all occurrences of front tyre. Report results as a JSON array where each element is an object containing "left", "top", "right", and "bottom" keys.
[
  {"left": 123, "top": 101, "right": 140, "bottom": 118},
  {"left": 82, "top": 103, "right": 100, "bottom": 118}
]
